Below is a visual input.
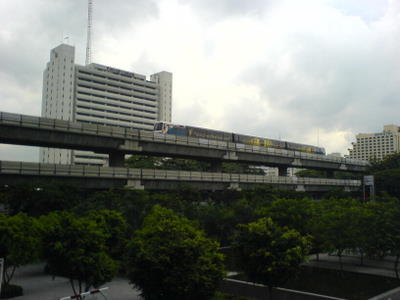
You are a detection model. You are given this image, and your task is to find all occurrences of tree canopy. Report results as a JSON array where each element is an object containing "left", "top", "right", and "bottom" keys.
[
  {"left": 40, "top": 212, "right": 118, "bottom": 295},
  {"left": 0, "top": 213, "right": 40, "bottom": 287},
  {"left": 126, "top": 205, "right": 225, "bottom": 300},
  {"left": 234, "top": 217, "right": 311, "bottom": 295}
]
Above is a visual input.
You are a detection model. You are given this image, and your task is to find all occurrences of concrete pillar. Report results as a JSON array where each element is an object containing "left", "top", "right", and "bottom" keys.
[
  {"left": 109, "top": 152, "right": 125, "bottom": 167},
  {"left": 278, "top": 166, "right": 288, "bottom": 177},
  {"left": 326, "top": 170, "right": 335, "bottom": 178}
]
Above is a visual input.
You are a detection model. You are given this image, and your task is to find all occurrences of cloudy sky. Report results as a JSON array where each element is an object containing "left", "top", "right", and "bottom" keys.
[{"left": 1, "top": 0, "right": 399, "bottom": 161}]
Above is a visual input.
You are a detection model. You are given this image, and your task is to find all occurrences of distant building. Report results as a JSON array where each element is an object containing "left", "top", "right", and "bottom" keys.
[
  {"left": 347, "top": 125, "right": 400, "bottom": 161},
  {"left": 39, "top": 44, "right": 172, "bottom": 166}
]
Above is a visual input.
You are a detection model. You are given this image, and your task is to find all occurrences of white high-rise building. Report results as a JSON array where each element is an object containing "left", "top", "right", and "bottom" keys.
[
  {"left": 347, "top": 125, "right": 400, "bottom": 161},
  {"left": 40, "top": 44, "right": 172, "bottom": 166}
]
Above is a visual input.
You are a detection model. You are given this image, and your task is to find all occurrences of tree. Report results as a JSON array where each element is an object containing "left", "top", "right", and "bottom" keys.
[
  {"left": 41, "top": 212, "right": 118, "bottom": 295},
  {"left": 258, "top": 197, "right": 315, "bottom": 236},
  {"left": 366, "top": 153, "right": 400, "bottom": 198},
  {"left": 234, "top": 217, "right": 311, "bottom": 298},
  {"left": 126, "top": 205, "right": 225, "bottom": 300},
  {"left": 0, "top": 182, "right": 84, "bottom": 216},
  {"left": 0, "top": 213, "right": 40, "bottom": 288},
  {"left": 86, "top": 210, "right": 128, "bottom": 262},
  {"left": 316, "top": 198, "right": 362, "bottom": 271}
]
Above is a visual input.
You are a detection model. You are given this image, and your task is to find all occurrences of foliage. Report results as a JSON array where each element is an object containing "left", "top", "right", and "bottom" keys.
[
  {"left": 368, "top": 153, "right": 400, "bottom": 173},
  {"left": 0, "top": 283, "right": 23, "bottom": 299},
  {"left": 316, "top": 198, "right": 364, "bottom": 270},
  {"left": 257, "top": 197, "right": 315, "bottom": 235},
  {"left": 86, "top": 210, "right": 128, "bottom": 262},
  {"left": 366, "top": 153, "right": 400, "bottom": 198},
  {"left": 295, "top": 169, "right": 326, "bottom": 178},
  {"left": 40, "top": 212, "right": 118, "bottom": 294},
  {"left": 234, "top": 217, "right": 311, "bottom": 292},
  {"left": 125, "top": 154, "right": 263, "bottom": 174},
  {"left": 0, "top": 213, "right": 41, "bottom": 286},
  {"left": 126, "top": 205, "right": 225, "bottom": 300},
  {"left": 374, "top": 168, "right": 400, "bottom": 198},
  {"left": 0, "top": 182, "right": 84, "bottom": 216}
]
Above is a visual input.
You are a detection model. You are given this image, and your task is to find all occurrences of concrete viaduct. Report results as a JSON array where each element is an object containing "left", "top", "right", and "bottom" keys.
[
  {"left": 0, "top": 161, "right": 361, "bottom": 191},
  {"left": 0, "top": 112, "right": 367, "bottom": 177}
]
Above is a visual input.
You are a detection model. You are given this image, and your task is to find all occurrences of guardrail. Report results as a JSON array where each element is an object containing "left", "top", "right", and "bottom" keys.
[
  {"left": 0, "top": 111, "right": 368, "bottom": 167},
  {"left": 0, "top": 161, "right": 361, "bottom": 187}
]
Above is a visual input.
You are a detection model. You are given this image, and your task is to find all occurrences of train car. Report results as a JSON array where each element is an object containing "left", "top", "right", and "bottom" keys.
[
  {"left": 186, "top": 125, "right": 232, "bottom": 142},
  {"left": 154, "top": 122, "right": 187, "bottom": 136},
  {"left": 233, "top": 133, "right": 286, "bottom": 149},
  {"left": 286, "top": 141, "right": 325, "bottom": 155},
  {"left": 154, "top": 122, "right": 232, "bottom": 141},
  {"left": 154, "top": 121, "right": 326, "bottom": 155}
]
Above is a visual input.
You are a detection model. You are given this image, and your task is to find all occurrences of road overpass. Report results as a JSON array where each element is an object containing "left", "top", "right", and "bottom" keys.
[
  {"left": 0, "top": 112, "right": 367, "bottom": 174},
  {"left": 0, "top": 161, "right": 361, "bottom": 191}
]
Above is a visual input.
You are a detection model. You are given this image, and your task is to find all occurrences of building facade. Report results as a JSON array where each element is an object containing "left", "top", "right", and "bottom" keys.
[
  {"left": 40, "top": 44, "right": 172, "bottom": 166},
  {"left": 347, "top": 125, "right": 400, "bottom": 161}
]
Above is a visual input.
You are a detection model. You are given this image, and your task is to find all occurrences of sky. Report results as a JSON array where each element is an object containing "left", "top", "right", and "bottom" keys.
[{"left": 0, "top": 0, "right": 399, "bottom": 162}]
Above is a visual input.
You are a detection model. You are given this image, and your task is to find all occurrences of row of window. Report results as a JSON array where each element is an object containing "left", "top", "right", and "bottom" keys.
[
  {"left": 77, "top": 98, "right": 155, "bottom": 114},
  {"left": 76, "top": 104, "right": 156, "bottom": 120},
  {"left": 78, "top": 77, "right": 157, "bottom": 96},
  {"left": 78, "top": 69, "right": 147, "bottom": 84},
  {"left": 77, "top": 119, "right": 152, "bottom": 130},
  {"left": 77, "top": 84, "right": 157, "bottom": 102},
  {"left": 76, "top": 113, "right": 155, "bottom": 127},
  {"left": 77, "top": 90, "right": 156, "bottom": 108}
]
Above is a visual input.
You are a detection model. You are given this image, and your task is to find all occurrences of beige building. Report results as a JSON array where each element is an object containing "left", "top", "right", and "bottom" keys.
[
  {"left": 40, "top": 44, "right": 172, "bottom": 166},
  {"left": 347, "top": 125, "right": 400, "bottom": 161}
]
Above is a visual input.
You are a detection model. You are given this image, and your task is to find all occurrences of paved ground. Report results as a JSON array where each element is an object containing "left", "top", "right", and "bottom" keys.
[
  {"left": 306, "top": 253, "right": 398, "bottom": 278},
  {"left": 11, "top": 263, "right": 142, "bottom": 300},
  {"left": 9, "top": 254, "right": 399, "bottom": 299}
]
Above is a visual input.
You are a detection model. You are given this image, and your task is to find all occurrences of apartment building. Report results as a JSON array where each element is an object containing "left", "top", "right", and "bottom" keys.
[
  {"left": 39, "top": 44, "right": 172, "bottom": 166},
  {"left": 347, "top": 125, "right": 400, "bottom": 161}
]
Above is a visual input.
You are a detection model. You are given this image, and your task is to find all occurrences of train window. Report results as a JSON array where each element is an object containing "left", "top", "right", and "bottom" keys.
[{"left": 154, "top": 122, "right": 163, "bottom": 131}]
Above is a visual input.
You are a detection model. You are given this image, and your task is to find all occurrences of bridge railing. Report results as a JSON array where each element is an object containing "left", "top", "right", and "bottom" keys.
[
  {"left": 0, "top": 112, "right": 368, "bottom": 167},
  {"left": 0, "top": 161, "right": 361, "bottom": 187}
]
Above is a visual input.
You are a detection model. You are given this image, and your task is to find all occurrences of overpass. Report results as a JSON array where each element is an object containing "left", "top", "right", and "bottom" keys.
[
  {"left": 0, "top": 112, "right": 367, "bottom": 174},
  {"left": 0, "top": 161, "right": 361, "bottom": 191}
]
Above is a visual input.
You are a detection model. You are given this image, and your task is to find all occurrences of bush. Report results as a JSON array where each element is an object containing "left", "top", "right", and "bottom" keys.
[{"left": 0, "top": 284, "right": 23, "bottom": 299}]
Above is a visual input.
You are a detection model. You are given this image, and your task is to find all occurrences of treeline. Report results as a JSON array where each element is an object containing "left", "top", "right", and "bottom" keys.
[
  {"left": 1, "top": 153, "right": 400, "bottom": 299},
  {"left": 2, "top": 182, "right": 400, "bottom": 298}
]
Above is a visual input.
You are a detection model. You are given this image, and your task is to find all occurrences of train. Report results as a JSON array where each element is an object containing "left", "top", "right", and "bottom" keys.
[{"left": 154, "top": 122, "right": 326, "bottom": 155}]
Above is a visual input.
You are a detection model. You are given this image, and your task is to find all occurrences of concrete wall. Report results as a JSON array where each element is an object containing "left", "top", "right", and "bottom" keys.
[{"left": 219, "top": 279, "right": 347, "bottom": 300}]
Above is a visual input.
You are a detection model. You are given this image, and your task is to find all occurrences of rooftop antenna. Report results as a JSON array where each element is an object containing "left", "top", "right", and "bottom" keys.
[{"left": 85, "top": 0, "right": 93, "bottom": 65}]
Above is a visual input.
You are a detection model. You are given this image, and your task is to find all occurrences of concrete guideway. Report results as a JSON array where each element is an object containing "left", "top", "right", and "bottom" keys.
[
  {"left": 0, "top": 161, "right": 361, "bottom": 191},
  {"left": 0, "top": 111, "right": 367, "bottom": 171}
]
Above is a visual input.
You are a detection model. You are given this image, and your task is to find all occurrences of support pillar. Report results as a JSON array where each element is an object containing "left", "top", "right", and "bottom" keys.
[
  {"left": 278, "top": 166, "right": 288, "bottom": 177},
  {"left": 109, "top": 152, "right": 125, "bottom": 167}
]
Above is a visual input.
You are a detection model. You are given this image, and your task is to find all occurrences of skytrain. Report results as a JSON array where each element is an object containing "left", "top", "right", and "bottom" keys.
[{"left": 154, "top": 122, "right": 326, "bottom": 155}]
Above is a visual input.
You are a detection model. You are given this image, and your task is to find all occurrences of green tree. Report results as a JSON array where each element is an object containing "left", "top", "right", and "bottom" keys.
[
  {"left": 257, "top": 197, "right": 315, "bottom": 236},
  {"left": 126, "top": 205, "right": 225, "bottom": 300},
  {"left": 0, "top": 213, "right": 40, "bottom": 288},
  {"left": 317, "top": 198, "right": 362, "bottom": 271},
  {"left": 41, "top": 212, "right": 118, "bottom": 295},
  {"left": 125, "top": 154, "right": 164, "bottom": 169},
  {"left": 0, "top": 182, "right": 83, "bottom": 216},
  {"left": 234, "top": 217, "right": 311, "bottom": 298},
  {"left": 86, "top": 210, "right": 128, "bottom": 262},
  {"left": 366, "top": 153, "right": 400, "bottom": 198}
]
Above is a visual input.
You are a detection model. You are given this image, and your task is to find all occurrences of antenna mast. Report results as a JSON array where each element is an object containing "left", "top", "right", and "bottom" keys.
[{"left": 85, "top": 0, "right": 93, "bottom": 65}]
